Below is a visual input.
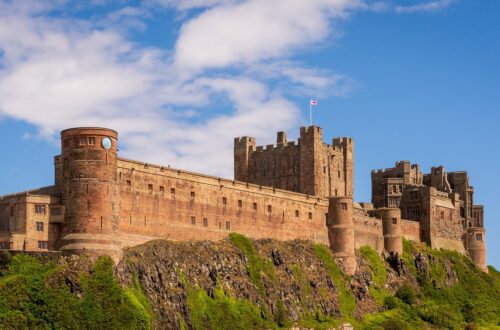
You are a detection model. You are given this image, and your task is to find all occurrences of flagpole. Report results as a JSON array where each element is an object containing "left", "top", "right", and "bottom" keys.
[{"left": 309, "top": 102, "right": 312, "bottom": 126}]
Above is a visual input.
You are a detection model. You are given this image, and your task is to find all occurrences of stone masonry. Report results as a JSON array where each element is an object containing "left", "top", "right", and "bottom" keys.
[{"left": 0, "top": 126, "right": 488, "bottom": 272}]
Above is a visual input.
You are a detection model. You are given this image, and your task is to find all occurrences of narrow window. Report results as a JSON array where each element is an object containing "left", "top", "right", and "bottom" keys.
[
  {"left": 253, "top": 202, "right": 257, "bottom": 211},
  {"left": 476, "top": 234, "right": 482, "bottom": 242},
  {"left": 38, "top": 241, "right": 48, "bottom": 249},
  {"left": 190, "top": 191, "right": 195, "bottom": 199},
  {"left": 341, "top": 203, "right": 348, "bottom": 211},
  {"left": 171, "top": 187, "right": 176, "bottom": 194},
  {"left": 148, "top": 184, "right": 153, "bottom": 191},
  {"left": 203, "top": 218, "right": 208, "bottom": 227},
  {"left": 50, "top": 207, "right": 62, "bottom": 216},
  {"left": 88, "top": 137, "right": 96, "bottom": 145},
  {"left": 226, "top": 221, "right": 231, "bottom": 230},
  {"left": 159, "top": 186, "right": 164, "bottom": 193},
  {"left": 392, "top": 218, "right": 397, "bottom": 225},
  {"left": 338, "top": 170, "right": 341, "bottom": 178},
  {"left": 219, "top": 221, "right": 222, "bottom": 229},
  {"left": 267, "top": 205, "right": 272, "bottom": 213},
  {"left": 191, "top": 216, "right": 196, "bottom": 225},
  {"left": 36, "top": 222, "right": 44, "bottom": 232},
  {"left": 223, "top": 197, "right": 227, "bottom": 205},
  {"left": 335, "top": 189, "right": 338, "bottom": 196},
  {"left": 79, "top": 137, "right": 87, "bottom": 146},
  {"left": 308, "top": 212, "right": 313, "bottom": 220},
  {"left": 34, "top": 205, "right": 46, "bottom": 214},
  {"left": 126, "top": 180, "right": 131, "bottom": 187},
  {"left": 295, "top": 210, "right": 299, "bottom": 217},
  {"left": 238, "top": 200, "right": 243, "bottom": 208}
]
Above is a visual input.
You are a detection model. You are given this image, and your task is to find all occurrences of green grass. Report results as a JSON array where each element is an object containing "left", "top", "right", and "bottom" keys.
[
  {"left": 0, "top": 254, "right": 152, "bottom": 329},
  {"left": 312, "top": 244, "right": 356, "bottom": 322},
  {"left": 359, "top": 246, "right": 388, "bottom": 304},
  {"left": 228, "top": 233, "right": 266, "bottom": 294}
]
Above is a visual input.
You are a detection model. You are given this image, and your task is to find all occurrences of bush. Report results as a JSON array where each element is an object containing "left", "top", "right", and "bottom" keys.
[
  {"left": 380, "top": 318, "right": 410, "bottom": 330},
  {"left": 417, "top": 302, "right": 462, "bottom": 329},
  {"left": 383, "top": 296, "right": 398, "bottom": 310},
  {"left": 395, "top": 285, "right": 415, "bottom": 305}
]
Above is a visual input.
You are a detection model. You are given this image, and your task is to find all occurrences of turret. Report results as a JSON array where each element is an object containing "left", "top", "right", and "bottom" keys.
[
  {"left": 379, "top": 208, "right": 403, "bottom": 255},
  {"left": 58, "top": 127, "right": 121, "bottom": 260},
  {"left": 327, "top": 196, "right": 356, "bottom": 275},
  {"left": 466, "top": 227, "right": 487, "bottom": 272},
  {"left": 333, "top": 137, "right": 354, "bottom": 197},
  {"left": 299, "top": 126, "right": 323, "bottom": 196},
  {"left": 234, "top": 136, "right": 256, "bottom": 182}
]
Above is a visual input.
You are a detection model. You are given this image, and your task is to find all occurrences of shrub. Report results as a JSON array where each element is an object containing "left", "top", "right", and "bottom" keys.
[
  {"left": 383, "top": 296, "right": 398, "bottom": 310},
  {"left": 380, "top": 318, "right": 410, "bottom": 330},
  {"left": 395, "top": 285, "right": 415, "bottom": 305}
]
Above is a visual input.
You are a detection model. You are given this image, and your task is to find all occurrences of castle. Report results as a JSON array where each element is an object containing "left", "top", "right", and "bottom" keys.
[{"left": 0, "top": 126, "right": 487, "bottom": 273}]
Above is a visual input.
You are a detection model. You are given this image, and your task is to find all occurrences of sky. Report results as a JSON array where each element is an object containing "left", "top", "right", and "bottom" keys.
[{"left": 0, "top": 0, "right": 498, "bottom": 267}]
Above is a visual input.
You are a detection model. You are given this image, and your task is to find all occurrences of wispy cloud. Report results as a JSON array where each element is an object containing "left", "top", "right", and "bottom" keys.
[
  {"left": 395, "top": 0, "right": 455, "bottom": 13},
  {"left": 0, "top": 0, "right": 453, "bottom": 179}
]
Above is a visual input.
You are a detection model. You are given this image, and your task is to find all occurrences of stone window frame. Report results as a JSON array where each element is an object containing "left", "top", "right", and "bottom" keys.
[
  {"left": 308, "top": 212, "right": 313, "bottom": 220},
  {"left": 267, "top": 205, "right": 272, "bottom": 213},
  {"left": 203, "top": 218, "right": 208, "bottom": 227},
  {"left": 295, "top": 210, "right": 300, "bottom": 218},
  {"left": 191, "top": 216, "right": 196, "bottom": 226},
  {"left": 252, "top": 202, "right": 257, "bottom": 211},
  {"left": 159, "top": 186, "right": 164, "bottom": 193},
  {"left": 190, "top": 191, "right": 196, "bottom": 199},
  {"left": 222, "top": 197, "right": 227, "bottom": 205},
  {"left": 88, "top": 137, "right": 96, "bottom": 145},
  {"left": 34, "top": 204, "right": 46, "bottom": 215},
  {"left": 36, "top": 222, "right": 44, "bottom": 232},
  {"left": 238, "top": 200, "right": 243, "bottom": 208},
  {"left": 392, "top": 218, "right": 397, "bottom": 225},
  {"left": 476, "top": 233, "right": 482, "bottom": 242},
  {"left": 341, "top": 203, "right": 348, "bottom": 211},
  {"left": 37, "top": 241, "right": 48, "bottom": 249},
  {"left": 225, "top": 221, "right": 231, "bottom": 230}
]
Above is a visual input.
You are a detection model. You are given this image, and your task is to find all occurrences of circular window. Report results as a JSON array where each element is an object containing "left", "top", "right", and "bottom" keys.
[{"left": 101, "top": 137, "right": 112, "bottom": 150}]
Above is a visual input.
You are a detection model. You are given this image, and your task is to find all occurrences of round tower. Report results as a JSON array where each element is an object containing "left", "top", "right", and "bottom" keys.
[
  {"left": 327, "top": 196, "right": 356, "bottom": 275},
  {"left": 379, "top": 208, "right": 403, "bottom": 256},
  {"left": 466, "top": 227, "right": 487, "bottom": 272},
  {"left": 58, "top": 127, "right": 121, "bottom": 260}
]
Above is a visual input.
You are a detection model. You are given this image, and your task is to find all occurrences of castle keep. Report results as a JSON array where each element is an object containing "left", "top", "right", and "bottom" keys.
[{"left": 0, "top": 126, "right": 488, "bottom": 272}]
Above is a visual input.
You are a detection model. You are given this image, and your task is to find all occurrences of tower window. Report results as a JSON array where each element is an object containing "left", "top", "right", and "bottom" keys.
[
  {"left": 159, "top": 186, "right": 164, "bottom": 193},
  {"left": 191, "top": 216, "right": 196, "bottom": 225},
  {"left": 171, "top": 187, "right": 175, "bottom": 194},
  {"left": 253, "top": 202, "right": 257, "bottom": 211},
  {"left": 37, "top": 241, "right": 48, "bottom": 249},
  {"left": 308, "top": 212, "right": 313, "bottom": 220},
  {"left": 203, "top": 218, "right": 208, "bottom": 227},
  {"left": 392, "top": 218, "right": 397, "bottom": 225},
  {"left": 36, "top": 222, "right": 44, "bottom": 232},
  {"left": 226, "top": 221, "right": 231, "bottom": 230},
  {"left": 238, "top": 200, "right": 243, "bottom": 208},
  {"left": 50, "top": 207, "right": 62, "bottom": 216},
  {"left": 88, "top": 137, "right": 96, "bottom": 145},
  {"left": 148, "top": 184, "right": 153, "bottom": 191},
  {"left": 223, "top": 197, "right": 227, "bottom": 205},
  {"left": 34, "top": 205, "right": 46, "bottom": 214},
  {"left": 295, "top": 210, "right": 299, "bottom": 217},
  {"left": 126, "top": 180, "right": 131, "bottom": 187},
  {"left": 341, "top": 203, "right": 348, "bottom": 211},
  {"left": 79, "top": 137, "right": 87, "bottom": 146},
  {"left": 476, "top": 234, "right": 482, "bottom": 242},
  {"left": 190, "top": 191, "right": 195, "bottom": 199},
  {"left": 267, "top": 205, "right": 272, "bottom": 213}
]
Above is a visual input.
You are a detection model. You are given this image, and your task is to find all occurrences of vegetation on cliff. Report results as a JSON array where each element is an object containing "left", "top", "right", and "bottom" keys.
[
  {"left": 0, "top": 253, "right": 151, "bottom": 329},
  {"left": 0, "top": 237, "right": 499, "bottom": 329}
]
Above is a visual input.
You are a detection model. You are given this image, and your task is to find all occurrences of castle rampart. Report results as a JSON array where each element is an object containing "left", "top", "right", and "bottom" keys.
[{"left": 0, "top": 126, "right": 489, "bottom": 272}]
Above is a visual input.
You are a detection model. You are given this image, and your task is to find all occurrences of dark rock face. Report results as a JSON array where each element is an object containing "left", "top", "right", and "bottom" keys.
[{"left": 116, "top": 240, "right": 350, "bottom": 329}]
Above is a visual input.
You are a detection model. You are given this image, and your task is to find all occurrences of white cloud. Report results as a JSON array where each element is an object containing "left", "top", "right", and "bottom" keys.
[
  {"left": 0, "top": 0, "right": 379, "bottom": 178},
  {"left": 174, "top": 0, "right": 366, "bottom": 72},
  {"left": 395, "top": 0, "right": 454, "bottom": 13}
]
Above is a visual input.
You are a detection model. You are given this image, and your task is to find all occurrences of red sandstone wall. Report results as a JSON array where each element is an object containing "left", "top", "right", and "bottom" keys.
[
  {"left": 352, "top": 208, "right": 384, "bottom": 252},
  {"left": 401, "top": 219, "right": 420, "bottom": 242},
  {"left": 117, "top": 159, "right": 330, "bottom": 246}
]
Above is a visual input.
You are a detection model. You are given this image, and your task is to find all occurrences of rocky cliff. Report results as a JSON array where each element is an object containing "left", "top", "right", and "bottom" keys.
[{"left": 0, "top": 235, "right": 499, "bottom": 329}]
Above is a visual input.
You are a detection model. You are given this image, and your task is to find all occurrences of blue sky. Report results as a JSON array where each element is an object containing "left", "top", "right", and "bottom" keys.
[{"left": 0, "top": 0, "right": 499, "bottom": 267}]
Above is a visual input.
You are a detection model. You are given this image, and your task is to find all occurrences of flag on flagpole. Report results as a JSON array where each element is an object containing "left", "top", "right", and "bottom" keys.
[{"left": 310, "top": 100, "right": 318, "bottom": 106}]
